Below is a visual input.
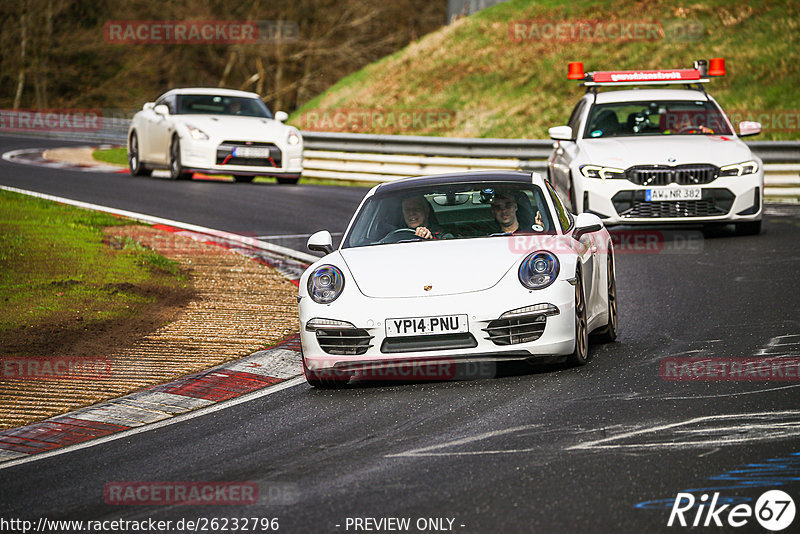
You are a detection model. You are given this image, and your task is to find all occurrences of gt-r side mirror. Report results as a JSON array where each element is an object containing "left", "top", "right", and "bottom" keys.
[
  {"left": 549, "top": 125, "right": 573, "bottom": 141},
  {"left": 275, "top": 111, "right": 289, "bottom": 122},
  {"left": 143, "top": 102, "right": 155, "bottom": 111},
  {"left": 307, "top": 230, "right": 333, "bottom": 254},
  {"left": 738, "top": 121, "right": 761, "bottom": 137},
  {"left": 153, "top": 104, "right": 170, "bottom": 116},
  {"left": 573, "top": 213, "right": 603, "bottom": 241}
]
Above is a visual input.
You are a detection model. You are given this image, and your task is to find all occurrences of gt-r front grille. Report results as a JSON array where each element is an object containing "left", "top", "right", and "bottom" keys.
[
  {"left": 216, "top": 141, "right": 282, "bottom": 167},
  {"left": 626, "top": 164, "right": 719, "bottom": 186},
  {"left": 380, "top": 333, "right": 478, "bottom": 354},
  {"left": 316, "top": 328, "right": 373, "bottom": 355},
  {"left": 484, "top": 315, "right": 546, "bottom": 346},
  {"left": 612, "top": 188, "right": 735, "bottom": 218}
]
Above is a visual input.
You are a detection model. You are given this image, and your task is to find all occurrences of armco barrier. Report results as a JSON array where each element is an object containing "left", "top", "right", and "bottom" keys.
[{"left": 1, "top": 114, "right": 797, "bottom": 189}]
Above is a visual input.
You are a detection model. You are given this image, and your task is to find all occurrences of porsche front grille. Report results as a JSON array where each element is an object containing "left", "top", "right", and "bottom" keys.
[
  {"left": 316, "top": 328, "right": 373, "bottom": 356},
  {"left": 484, "top": 315, "right": 546, "bottom": 346},
  {"left": 626, "top": 164, "right": 719, "bottom": 186}
]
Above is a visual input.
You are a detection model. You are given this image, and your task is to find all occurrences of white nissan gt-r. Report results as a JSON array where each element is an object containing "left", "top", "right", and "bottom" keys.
[
  {"left": 127, "top": 88, "right": 303, "bottom": 183},
  {"left": 298, "top": 171, "right": 617, "bottom": 387}
]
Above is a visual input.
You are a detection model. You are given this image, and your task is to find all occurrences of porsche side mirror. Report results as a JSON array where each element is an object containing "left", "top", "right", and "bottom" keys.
[
  {"left": 143, "top": 102, "right": 155, "bottom": 111},
  {"left": 549, "top": 125, "right": 573, "bottom": 141},
  {"left": 573, "top": 213, "right": 603, "bottom": 241},
  {"left": 153, "top": 104, "right": 170, "bottom": 116},
  {"left": 275, "top": 111, "right": 289, "bottom": 122},
  {"left": 307, "top": 230, "right": 333, "bottom": 254},
  {"left": 738, "top": 121, "right": 761, "bottom": 137}
]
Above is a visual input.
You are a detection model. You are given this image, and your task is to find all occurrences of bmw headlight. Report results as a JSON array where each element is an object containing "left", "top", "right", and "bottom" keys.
[
  {"left": 287, "top": 130, "right": 301, "bottom": 146},
  {"left": 519, "top": 251, "right": 560, "bottom": 290},
  {"left": 719, "top": 160, "right": 758, "bottom": 177},
  {"left": 308, "top": 265, "right": 345, "bottom": 304},
  {"left": 186, "top": 124, "right": 209, "bottom": 141},
  {"left": 580, "top": 165, "right": 625, "bottom": 180}
]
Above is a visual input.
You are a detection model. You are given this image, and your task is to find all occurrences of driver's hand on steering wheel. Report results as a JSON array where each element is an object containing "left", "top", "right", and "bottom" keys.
[{"left": 414, "top": 226, "right": 433, "bottom": 239}]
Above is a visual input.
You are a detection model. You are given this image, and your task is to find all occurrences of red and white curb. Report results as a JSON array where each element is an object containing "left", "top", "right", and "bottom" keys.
[
  {"left": 0, "top": 186, "right": 317, "bottom": 467},
  {"left": 0, "top": 336, "right": 304, "bottom": 465},
  {"left": 1, "top": 146, "right": 128, "bottom": 173}
]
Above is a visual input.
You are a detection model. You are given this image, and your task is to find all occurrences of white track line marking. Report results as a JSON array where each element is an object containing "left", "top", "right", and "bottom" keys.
[
  {"left": 0, "top": 184, "right": 317, "bottom": 263},
  {"left": 0, "top": 377, "right": 305, "bottom": 471},
  {"left": 386, "top": 424, "right": 542, "bottom": 458}
]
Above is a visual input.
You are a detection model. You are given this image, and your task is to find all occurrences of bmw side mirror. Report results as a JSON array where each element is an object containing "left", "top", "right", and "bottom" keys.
[
  {"left": 153, "top": 104, "right": 170, "bottom": 116},
  {"left": 307, "top": 230, "right": 333, "bottom": 254},
  {"left": 549, "top": 125, "right": 573, "bottom": 141},
  {"left": 275, "top": 111, "right": 289, "bottom": 122},
  {"left": 573, "top": 213, "right": 603, "bottom": 241},
  {"left": 738, "top": 121, "right": 761, "bottom": 137}
]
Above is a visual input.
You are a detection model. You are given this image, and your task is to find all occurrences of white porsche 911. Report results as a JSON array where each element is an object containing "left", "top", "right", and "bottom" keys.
[
  {"left": 127, "top": 87, "right": 303, "bottom": 183},
  {"left": 298, "top": 171, "right": 617, "bottom": 387}
]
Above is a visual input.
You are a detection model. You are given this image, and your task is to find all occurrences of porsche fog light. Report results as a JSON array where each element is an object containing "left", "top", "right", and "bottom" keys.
[
  {"left": 519, "top": 251, "right": 560, "bottom": 290},
  {"left": 308, "top": 265, "right": 345, "bottom": 304}
]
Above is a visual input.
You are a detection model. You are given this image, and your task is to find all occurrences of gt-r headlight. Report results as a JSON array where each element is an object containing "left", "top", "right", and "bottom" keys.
[
  {"left": 287, "top": 130, "right": 301, "bottom": 146},
  {"left": 519, "top": 251, "right": 560, "bottom": 290},
  {"left": 580, "top": 165, "right": 625, "bottom": 180},
  {"left": 186, "top": 124, "right": 209, "bottom": 141},
  {"left": 719, "top": 160, "right": 758, "bottom": 177},
  {"left": 308, "top": 265, "right": 345, "bottom": 304}
]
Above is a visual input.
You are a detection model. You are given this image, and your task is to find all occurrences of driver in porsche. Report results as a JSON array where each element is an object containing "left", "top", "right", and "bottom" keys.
[{"left": 401, "top": 196, "right": 449, "bottom": 240}]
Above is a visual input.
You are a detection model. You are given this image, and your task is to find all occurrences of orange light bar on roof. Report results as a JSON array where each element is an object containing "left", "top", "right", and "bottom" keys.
[
  {"left": 567, "top": 62, "right": 585, "bottom": 80},
  {"left": 708, "top": 57, "right": 726, "bottom": 76}
]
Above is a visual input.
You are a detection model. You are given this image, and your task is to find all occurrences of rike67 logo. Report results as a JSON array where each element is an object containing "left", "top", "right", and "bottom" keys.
[{"left": 668, "top": 490, "right": 796, "bottom": 531}]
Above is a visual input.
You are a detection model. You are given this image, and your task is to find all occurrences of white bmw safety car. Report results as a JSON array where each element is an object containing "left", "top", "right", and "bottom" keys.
[
  {"left": 548, "top": 59, "right": 763, "bottom": 235},
  {"left": 298, "top": 171, "right": 617, "bottom": 387},
  {"left": 127, "top": 88, "right": 303, "bottom": 183}
]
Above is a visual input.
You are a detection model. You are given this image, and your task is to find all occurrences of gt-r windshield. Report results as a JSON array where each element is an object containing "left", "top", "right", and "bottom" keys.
[
  {"left": 583, "top": 100, "right": 733, "bottom": 138},
  {"left": 343, "top": 182, "right": 554, "bottom": 249},
  {"left": 175, "top": 94, "right": 274, "bottom": 118}
]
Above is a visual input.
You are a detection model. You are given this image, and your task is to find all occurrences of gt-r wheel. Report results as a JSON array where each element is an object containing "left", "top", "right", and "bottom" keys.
[
  {"left": 735, "top": 220, "right": 761, "bottom": 236},
  {"left": 303, "top": 357, "right": 349, "bottom": 389},
  {"left": 128, "top": 132, "right": 151, "bottom": 177},
  {"left": 233, "top": 175, "right": 255, "bottom": 183},
  {"left": 593, "top": 249, "right": 618, "bottom": 343},
  {"left": 567, "top": 269, "right": 590, "bottom": 366},
  {"left": 169, "top": 137, "right": 191, "bottom": 180},
  {"left": 276, "top": 176, "right": 299, "bottom": 185}
]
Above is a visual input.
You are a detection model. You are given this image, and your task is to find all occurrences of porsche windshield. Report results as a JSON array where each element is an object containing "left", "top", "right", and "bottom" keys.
[
  {"left": 583, "top": 100, "right": 732, "bottom": 138},
  {"left": 176, "top": 95, "right": 273, "bottom": 118},
  {"left": 343, "top": 182, "right": 554, "bottom": 249}
]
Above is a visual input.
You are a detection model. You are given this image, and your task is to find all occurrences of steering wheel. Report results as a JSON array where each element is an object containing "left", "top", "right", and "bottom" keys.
[{"left": 380, "top": 228, "right": 425, "bottom": 244}]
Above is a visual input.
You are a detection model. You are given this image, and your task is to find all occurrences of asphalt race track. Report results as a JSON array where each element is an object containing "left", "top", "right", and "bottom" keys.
[{"left": 2, "top": 135, "right": 800, "bottom": 532}]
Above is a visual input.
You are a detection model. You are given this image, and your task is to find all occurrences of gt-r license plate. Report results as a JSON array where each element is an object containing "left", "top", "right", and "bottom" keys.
[
  {"left": 645, "top": 187, "right": 702, "bottom": 201},
  {"left": 232, "top": 146, "right": 272, "bottom": 158},
  {"left": 385, "top": 315, "right": 468, "bottom": 337}
]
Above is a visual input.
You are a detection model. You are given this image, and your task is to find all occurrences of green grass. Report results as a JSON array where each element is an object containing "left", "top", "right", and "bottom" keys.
[
  {"left": 0, "top": 189, "right": 186, "bottom": 333},
  {"left": 92, "top": 147, "right": 127, "bottom": 166},
  {"left": 290, "top": 0, "right": 800, "bottom": 140}
]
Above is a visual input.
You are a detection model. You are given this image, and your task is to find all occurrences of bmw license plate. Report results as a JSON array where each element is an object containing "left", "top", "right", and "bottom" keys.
[
  {"left": 646, "top": 187, "right": 702, "bottom": 201},
  {"left": 232, "top": 146, "right": 272, "bottom": 158},
  {"left": 385, "top": 315, "right": 468, "bottom": 337}
]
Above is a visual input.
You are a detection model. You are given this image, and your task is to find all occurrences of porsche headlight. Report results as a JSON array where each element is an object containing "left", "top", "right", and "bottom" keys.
[
  {"left": 186, "top": 124, "right": 209, "bottom": 141},
  {"left": 308, "top": 265, "right": 345, "bottom": 304},
  {"left": 580, "top": 165, "right": 625, "bottom": 180},
  {"left": 719, "top": 160, "right": 758, "bottom": 177},
  {"left": 287, "top": 130, "right": 301, "bottom": 146},
  {"left": 519, "top": 251, "right": 560, "bottom": 290}
]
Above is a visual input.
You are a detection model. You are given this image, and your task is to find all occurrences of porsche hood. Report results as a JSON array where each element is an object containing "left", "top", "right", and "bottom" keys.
[{"left": 338, "top": 236, "right": 563, "bottom": 298}]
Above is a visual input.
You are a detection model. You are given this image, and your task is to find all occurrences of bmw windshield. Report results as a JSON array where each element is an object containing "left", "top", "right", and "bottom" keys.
[{"left": 584, "top": 100, "right": 733, "bottom": 138}]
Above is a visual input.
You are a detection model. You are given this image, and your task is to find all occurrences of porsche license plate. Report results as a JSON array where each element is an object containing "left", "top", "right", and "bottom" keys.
[
  {"left": 232, "top": 146, "right": 272, "bottom": 158},
  {"left": 385, "top": 315, "right": 468, "bottom": 337},
  {"left": 645, "top": 188, "right": 702, "bottom": 201}
]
